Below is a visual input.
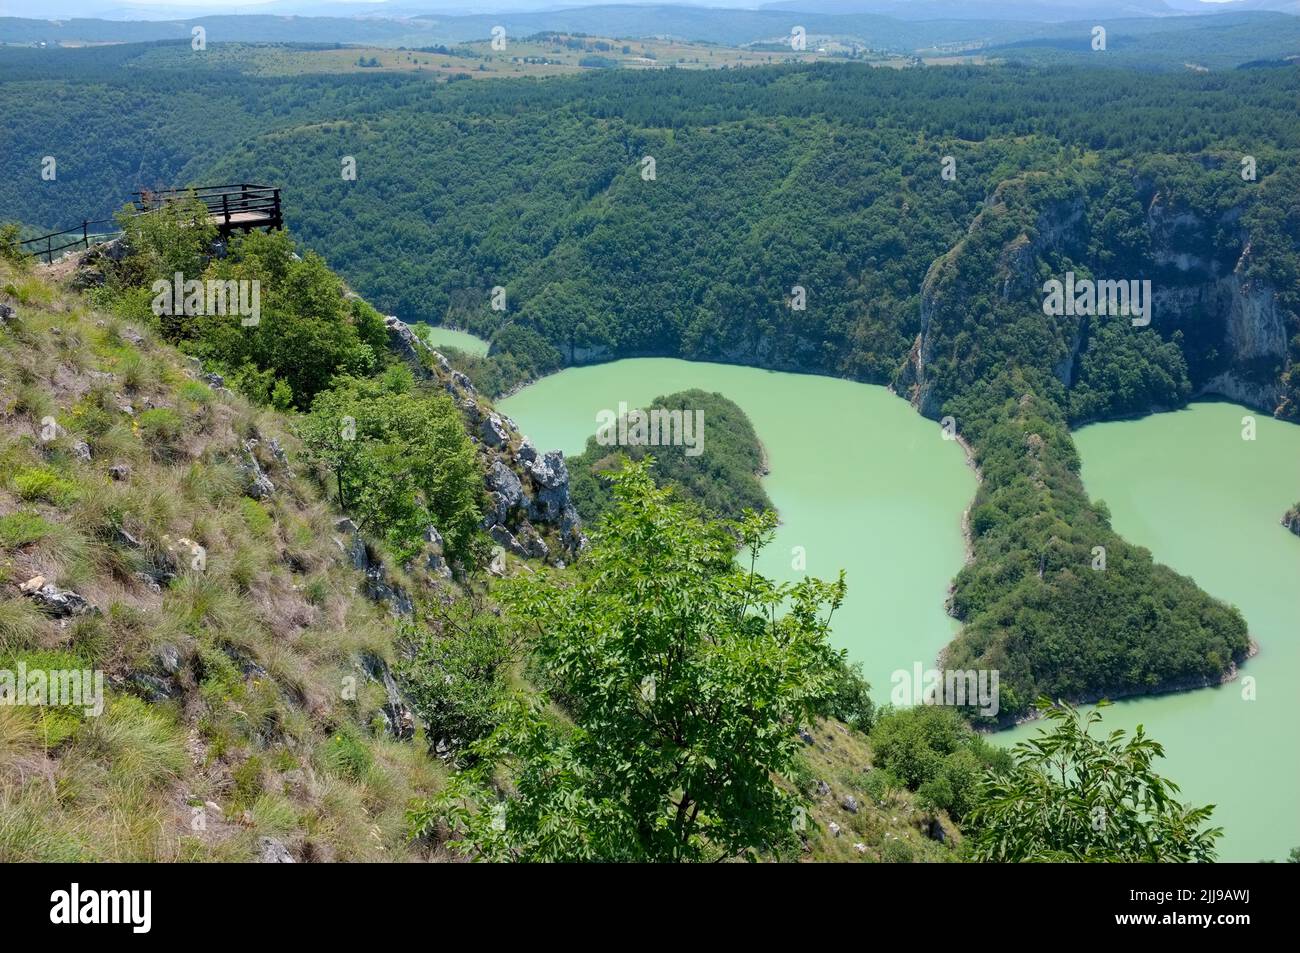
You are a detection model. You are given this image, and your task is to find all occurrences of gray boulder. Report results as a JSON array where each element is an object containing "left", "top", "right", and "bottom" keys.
[
  {"left": 515, "top": 521, "right": 549, "bottom": 560},
  {"left": 480, "top": 413, "right": 510, "bottom": 448},
  {"left": 127, "top": 672, "right": 178, "bottom": 703},
  {"left": 258, "top": 837, "right": 295, "bottom": 864},
  {"left": 489, "top": 524, "right": 528, "bottom": 557},
  {"left": 237, "top": 439, "right": 275, "bottom": 500},
  {"left": 525, "top": 450, "right": 572, "bottom": 524},
  {"left": 157, "top": 643, "right": 183, "bottom": 675},
  {"left": 486, "top": 460, "right": 524, "bottom": 526},
  {"left": 382, "top": 316, "right": 431, "bottom": 375},
  {"left": 359, "top": 652, "right": 416, "bottom": 741},
  {"left": 20, "top": 576, "right": 95, "bottom": 617}
]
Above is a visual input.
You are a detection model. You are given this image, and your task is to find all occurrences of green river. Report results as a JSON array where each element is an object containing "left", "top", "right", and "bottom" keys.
[
  {"left": 496, "top": 355, "right": 1300, "bottom": 861},
  {"left": 419, "top": 325, "right": 491, "bottom": 357}
]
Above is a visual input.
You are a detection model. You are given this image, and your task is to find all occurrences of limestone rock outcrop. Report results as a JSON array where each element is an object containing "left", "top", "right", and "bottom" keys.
[{"left": 382, "top": 315, "right": 585, "bottom": 559}]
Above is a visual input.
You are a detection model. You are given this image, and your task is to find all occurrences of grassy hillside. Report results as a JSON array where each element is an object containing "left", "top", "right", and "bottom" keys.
[{"left": 0, "top": 261, "right": 448, "bottom": 861}]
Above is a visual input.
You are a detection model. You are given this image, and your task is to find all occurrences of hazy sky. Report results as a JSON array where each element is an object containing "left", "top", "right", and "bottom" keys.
[
  {"left": 3, "top": 0, "right": 771, "bottom": 12},
  {"left": 0, "top": 0, "right": 1248, "bottom": 21},
  {"left": 3, "top": 0, "right": 767, "bottom": 12}
]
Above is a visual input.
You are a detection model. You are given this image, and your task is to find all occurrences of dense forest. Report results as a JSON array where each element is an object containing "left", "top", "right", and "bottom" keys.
[
  {"left": 3, "top": 48, "right": 1297, "bottom": 718},
  {"left": 566, "top": 389, "right": 771, "bottom": 524}
]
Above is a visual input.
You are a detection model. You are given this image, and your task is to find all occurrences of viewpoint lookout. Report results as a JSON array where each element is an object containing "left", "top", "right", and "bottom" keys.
[{"left": 20, "top": 184, "right": 283, "bottom": 264}]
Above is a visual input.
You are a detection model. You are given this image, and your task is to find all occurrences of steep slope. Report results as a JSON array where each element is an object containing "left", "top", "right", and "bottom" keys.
[{"left": 0, "top": 262, "right": 448, "bottom": 861}]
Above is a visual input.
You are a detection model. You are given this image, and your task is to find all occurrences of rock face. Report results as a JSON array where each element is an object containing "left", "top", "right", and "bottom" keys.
[
  {"left": 359, "top": 651, "right": 416, "bottom": 741},
  {"left": 238, "top": 439, "right": 276, "bottom": 500},
  {"left": 901, "top": 180, "right": 1293, "bottom": 421},
  {"left": 479, "top": 413, "right": 509, "bottom": 448},
  {"left": 258, "top": 837, "right": 295, "bottom": 864},
  {"left": 70, "top": 236, "right": 129, "bottom": 290},
  {"left": 381, "top": 315, "right": 585, "bottom": 558},
  {"left": 382, "top": 315, "right": 428, "bottom": 367},
  {"left": 486, "top": 459, "right": 525, "bottom": 527},
  {"left": 904, "top": 186, "right": 1086, "bottom": 419},
  {"left": 336, "top": 520, "right": 415, "bottom": 617},
  {"left": 1284, "top": 505, "right": 1300, "bottom": 538}
]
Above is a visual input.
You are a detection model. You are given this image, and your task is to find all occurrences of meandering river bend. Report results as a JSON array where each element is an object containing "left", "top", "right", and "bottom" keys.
[{"left": 498, "top": 355, "right": 1300, "bottom": 861}]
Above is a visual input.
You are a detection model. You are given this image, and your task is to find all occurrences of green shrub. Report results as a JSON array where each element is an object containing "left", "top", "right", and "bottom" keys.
[
  {"left": 0, "top": 511, "right": 54, "bottom": 548},
  {"left": 231, "top": 754, "right": 266, "bottom": 810},
  {"left": 177, "top": 380, "right": 214, "bottom": 405},
  {"left": 85, "top": 694, "right": 188, "bottom": 787},
  {"left": 136, "top": 408, "right": 185, "bottom": 457},
  {"left": 868, "top": 705, "right": 1007, "bottom": 821},
  {"left": 239, "top": 498, "right": 273, "bottom": 539},
  {"left": 0, "top": 222, "right": 27, "bottom": 266},
  {"left": 881, "top": 838, "right": 914, "bottom": 863},
  {"left": 397, "top": 605, "right": 518, "bottom": 758},
  {"left": 300, "top": 375, "right": 482, "bottom": 563},
  {"left": 13, "top": 466, "right": 78, "bottom": 506},
  {"left": 0, "top": 600, "right": 46, "bottom": 652},
  {"left": 320, "top": 728, "right": 372, "bottom": 781}
]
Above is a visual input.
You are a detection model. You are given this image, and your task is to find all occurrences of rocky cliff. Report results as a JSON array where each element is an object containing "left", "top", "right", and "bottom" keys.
[
  {"left": 903, "top": 176, "right": 1292, "bottom": 420},
  {"left": 382, "top": 316, "right": 585, "bottom": 566}
]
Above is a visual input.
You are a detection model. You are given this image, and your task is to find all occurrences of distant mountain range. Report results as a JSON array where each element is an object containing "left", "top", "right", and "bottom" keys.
[
  {"left": 760, "top": 1, "right": 1174, "bottom": 18},
  {"left": 3, "top": 1, "right": 1299, "bottom": 53},
  {"left": 16, "top": 0, "right": 1300, "bottom": 24},
  {"left": 759, "top": 1, "right": 1300, "bottom": 19}
]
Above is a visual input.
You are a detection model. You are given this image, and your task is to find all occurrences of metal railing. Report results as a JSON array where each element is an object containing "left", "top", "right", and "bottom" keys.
[
  {"left": 18, "top": 218, "right": 123, "bottom": 264},
  {"left": 18, "top": 184, "right": 282, "bottom": 264},
  {"left": 133, "top": 183, "right": 281, "bottom": 231}
]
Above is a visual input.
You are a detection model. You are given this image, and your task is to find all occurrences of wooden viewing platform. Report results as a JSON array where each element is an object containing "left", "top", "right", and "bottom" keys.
[
  {"left": 20, "top": 184, "right": 283, "bottom": 264},
  {"left": 134, "top": 184, "right": 282, "bottom": 235}
]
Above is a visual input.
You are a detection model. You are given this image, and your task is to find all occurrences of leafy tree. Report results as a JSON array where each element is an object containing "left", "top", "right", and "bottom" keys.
[
  {"left": 114, "top": 194, "right": 217, "bottom": 337},
  {"left": 0, "top": 222, "right": 26, "bottom": 266},
  {"left": 868, "top": 705, "right": 1007, "bottom": 821},
  {"left": 194, "top": 230, "right": 379, "bottom": 407},
  {"left": 967, "top": 699, "right": 1222, "bottom": 862},
  {"left": 815, "top": 657, "right": 876, "bottom": 733},
  {"left": 397, "top": 598, "right": 523, "bottom": 761},
  {"left": 412, "top": 462, "right": 847, "bottom": 861},
  {"left": 299, "top": 370, "right": 482, "bottom": 563}
]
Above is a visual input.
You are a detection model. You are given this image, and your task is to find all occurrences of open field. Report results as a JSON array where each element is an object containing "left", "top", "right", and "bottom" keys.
[{"left": 109, "top": 34, "right": 944, "bottom": 80}]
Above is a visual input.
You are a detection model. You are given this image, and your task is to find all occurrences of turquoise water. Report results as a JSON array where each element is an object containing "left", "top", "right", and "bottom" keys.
[
  {"left": 997, "top": 401, "right": 1300, "bottom": 861},
  {"left": 502, "top": 358, "right": 1300, "bottom": 861},
  {"left": 419, "top": 325, "right": 490, "bottom": 357},
  {"left": 499, "top": 358, "right": 976, "bottom": 716}
]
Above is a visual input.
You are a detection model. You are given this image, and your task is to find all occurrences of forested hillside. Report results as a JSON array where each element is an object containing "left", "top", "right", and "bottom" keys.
[
  {"left": 3, "top": 51, "right": 1296, "bottom": 718},
  {"left": 566, "top": 390, "right": 771, "bottom": 524}
]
